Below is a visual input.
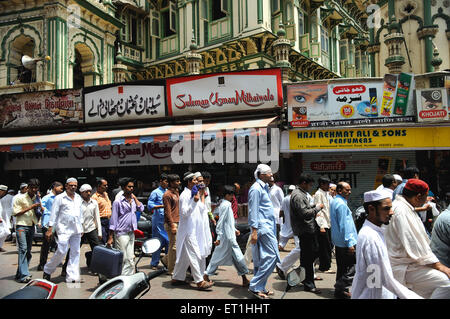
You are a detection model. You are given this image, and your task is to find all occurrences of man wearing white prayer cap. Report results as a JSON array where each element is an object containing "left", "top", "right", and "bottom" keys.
[
  {"left": 172, "top": 171, "right": 213, "bottom": 290},
  {"left": 247, "top": 164, "right": 280, "bottom": 299},
  {"left": 43, "top": 177, "right": 84, "bottom": 283},
  {"left": 352, "top": 189, "right": 422, "bottom": 299}
]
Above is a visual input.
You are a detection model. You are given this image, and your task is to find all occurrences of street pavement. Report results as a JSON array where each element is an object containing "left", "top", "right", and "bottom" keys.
[{"left": 0, "top": 237, "right": 339, "bottom": 300}]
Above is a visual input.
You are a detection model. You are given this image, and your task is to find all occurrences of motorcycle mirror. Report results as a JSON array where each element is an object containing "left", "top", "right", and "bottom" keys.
[{"left": 142, "top": 238, "right": 161, "bottom": 255}]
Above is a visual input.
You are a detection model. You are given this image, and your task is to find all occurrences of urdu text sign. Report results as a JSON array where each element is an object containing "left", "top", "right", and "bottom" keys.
[{"left": 289, "top": 127, "right": 450, "bottom": 151}]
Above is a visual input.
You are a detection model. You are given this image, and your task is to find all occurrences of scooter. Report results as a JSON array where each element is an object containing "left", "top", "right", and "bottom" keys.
[
  {"left": 2, "top": 279, "right": 58, "bottom": 299},
  {"left": 89, "top": 238, "right": 167, "bottom": 299}
]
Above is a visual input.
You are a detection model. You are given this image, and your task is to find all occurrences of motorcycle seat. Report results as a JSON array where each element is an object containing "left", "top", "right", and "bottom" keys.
[{"left": 3, "top": 286, "right": 50, "bottom": 299}]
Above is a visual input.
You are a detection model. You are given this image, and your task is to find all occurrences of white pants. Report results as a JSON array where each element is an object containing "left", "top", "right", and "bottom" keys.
[
  {"left": 404, "top": 265, "right": 450, "bottom": 299},
  {"left": 276, "top": 236, "right": 300, "bottom": 274},
  {"left": 115, "top": 232, "right": 135, "bottom": 276},
  {"left": 0, "top": 234, "right": 7, "bottom": 248},
  {"left": 279, "top": 234, "right": 293, "bottom": 248},
  {"left": 44, "top": 233, "right": 81, "bottom": 282},
  {"left": 173, "top": 238, "right": 205, "bottom": 284}
]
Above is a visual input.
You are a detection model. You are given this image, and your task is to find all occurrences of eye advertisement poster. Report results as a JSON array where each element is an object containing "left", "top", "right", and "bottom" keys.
[
  {"left": 416, "top": 88, "right": 448, "bottom": 122},
  {"left": 287, "top": 76, "right": 416, "bottom": 128}
]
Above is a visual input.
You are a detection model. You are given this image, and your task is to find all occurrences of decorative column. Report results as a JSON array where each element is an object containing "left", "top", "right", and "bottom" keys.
[
  {"left": 45, "top": 3, "right": 69, "bottom": 89},
  {"left": 420, "top": 0, "right": 438, "bottom": 72},
  {"left": 384, "top": 16, "right": 405, "bottom": 74},
  {"left": 272, "top": 24, "right": 292, "bottom": 83},
  {"left": 185, "top": 34, "right": 202, "bottom": 75}
]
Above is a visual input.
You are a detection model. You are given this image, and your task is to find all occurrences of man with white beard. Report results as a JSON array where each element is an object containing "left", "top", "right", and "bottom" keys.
[{"left": 171, "top": 172, "right": 213, "bottom": 290}]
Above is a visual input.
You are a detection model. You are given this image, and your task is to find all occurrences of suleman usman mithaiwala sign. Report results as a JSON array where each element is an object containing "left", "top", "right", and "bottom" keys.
[{"left": 166, "top": 69, "right": 283, "bottom": 116}]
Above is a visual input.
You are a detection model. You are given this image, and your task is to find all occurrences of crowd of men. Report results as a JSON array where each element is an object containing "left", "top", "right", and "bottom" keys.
[{"left": 0, "top": 164, "right": 449, "bottom": 299}]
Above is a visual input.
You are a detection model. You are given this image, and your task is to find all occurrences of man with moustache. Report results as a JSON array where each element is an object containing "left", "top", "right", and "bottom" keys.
[
  {"left": 43, "top": 178, "right": 84, "bottom": 283},
  {"left": 385, "top": 179, "right": 450, "bottom": 298},
  {"left": 13, "top": 179, "right": 43, "bottom": 283},
  {"left": 352, "top": 189, "right": 422, "bottom": 299},
  {"left": 92, "top": 178, "right": 112, "bottom": 245}
]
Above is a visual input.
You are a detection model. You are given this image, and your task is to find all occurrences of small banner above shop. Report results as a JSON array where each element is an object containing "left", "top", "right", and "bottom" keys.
[
  {"left": 83, "top": 81, "right": 166, "bottom": 124},
  {"left": 289, "top": 126, "right": 450, "bottom": 151},
  {"left": 287, "top": 73, "right": 415, "bottom": 128},
  {"left": 166, "top": 69, "right": 283, "bottom": 116},
  {"left": 416, "top": 88, "right": 449, "bottom": 122},
  {"left": 0, "top": 89, "right": 82, "bottom": 130}
]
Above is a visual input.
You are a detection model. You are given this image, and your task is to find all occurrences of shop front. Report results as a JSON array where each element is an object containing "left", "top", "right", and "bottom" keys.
[{"left": 281, "top": 76, "right": 450, "bottom": 212}]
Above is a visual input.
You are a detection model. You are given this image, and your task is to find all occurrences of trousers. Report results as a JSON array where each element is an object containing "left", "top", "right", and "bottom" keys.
[
  {"left": 299, "top": 233, "right": 319, "bottom": 290},
  {"left": 172, "top": 237, "right": 206, "bottom": 283},
  {"left": 115, "top": 231, "right": 135, "bottom": 276},
  {"left": 44, "top": 232, "right": 81, "bottom": 282},
  {"left": 334, "top": 246, "right": 356, "bottom": 293},
  {"left": 163, "top": 223, "right": 178, "bottom": 275}
]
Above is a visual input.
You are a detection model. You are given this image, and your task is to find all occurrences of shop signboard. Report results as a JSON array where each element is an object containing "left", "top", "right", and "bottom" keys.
[
  {"left": 3, "top": 143, "right": 176, "bottom": 170},
  {"left": 0, "top": 89, "right": 83, "bottom": 129},
  {"left": 287, "top": 74, "right": 415, "bottom": 128},
  {"left": 288, "top": 126, "right": 450, "bottom": 151},
  {"left": 166, "top": 69, "right": 283, "bottom": 116},
  {"left": 416, "top": 88, "right": 449, "bottom": 122},
  {"left": 83, "top": 83, "right": 166, "bottom": 124}
]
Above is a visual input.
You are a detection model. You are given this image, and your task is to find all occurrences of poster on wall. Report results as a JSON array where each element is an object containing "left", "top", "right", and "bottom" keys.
[
  {"left": 166, "top": 69, "right": 283, "bottom": 116},
  {"left": 83, "top": 83, "right": 166, "bottom": 124},
  {"left": 0, "top": 89, "right": 83, "bottom": 129},
  {"left": 416, "top": 88, "right": 449, "bottom": 122},
  {"left": 287, "top": 74, "right": 416, "bottom": 128}
]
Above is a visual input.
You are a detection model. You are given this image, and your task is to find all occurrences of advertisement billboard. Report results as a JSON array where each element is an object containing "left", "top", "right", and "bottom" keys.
[
  {"left": 167, "top": 69, "right": 283, "bottom": 117},
  {"left": 83, "top": 83, "right": 166, "bottom": 124},
  {"left": 0, "top": 89, "right": 83, "bottom": 129},
  {"left": 416, "top": 88, "right": 449, "bottom": 122},
  {"left": 287, "top": 74, "right": 415, "bottom": 128}
]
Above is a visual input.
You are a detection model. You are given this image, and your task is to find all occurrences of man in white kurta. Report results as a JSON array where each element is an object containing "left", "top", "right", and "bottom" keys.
[
  {"left": 278, "top": 185, "right": 295, "bottom": 249},
  {"left": 352, "top": 190, "right": 422, "bottom": 299},
  {"left": 385, "top": 179, "right": 450, "bottom": 298},
  {"left": 0, "top": 185, "right": 12, "bottom": 251},
  {"left": 43, "top": 178, "right": 84, "bottom": 283},
  {"left": 204, "top": 186, "right": 249, "bottom": 286},
  {"left": 172, "top": 172, "right": 213, "bottom": 290},
  {"left": 314, "top": 176, "right": 333, "bottom": 273}
]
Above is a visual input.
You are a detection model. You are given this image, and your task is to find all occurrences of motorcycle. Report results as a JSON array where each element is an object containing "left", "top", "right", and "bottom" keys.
[
  {"left": 3, "top": 279, "right": 58, "bottom": 299},
  {"left": 134, "top": 209, "right": 153, "bottom": 256},
  {"left": 89, "top": 238, "right": 167, "bottom": 299}
]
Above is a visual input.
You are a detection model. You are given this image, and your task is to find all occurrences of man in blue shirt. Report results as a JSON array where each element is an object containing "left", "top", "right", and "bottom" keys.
[
  {"left": 147, "top": 174, "right": 169, "bottom": 269},
  {"left": 393, "top": 166, "right": 419, "bottom": 200},
  {"left": 37, "top": 181, "right": 63, "bottom": 271},
  {"left": 248, "top": 164, "right": 280, "bottom": 299},
  {"left": 330, "top": 181, "right": 357, "bottom": 299}
]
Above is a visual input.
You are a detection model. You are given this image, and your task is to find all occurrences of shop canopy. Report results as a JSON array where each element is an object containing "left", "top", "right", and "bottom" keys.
[{"left": 0, "top": 117, "right": 277, "bottom": 152}]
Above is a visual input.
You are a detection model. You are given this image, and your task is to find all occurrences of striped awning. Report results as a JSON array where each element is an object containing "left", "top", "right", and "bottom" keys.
[{"left": 0, "top": 117, "right": 277, "bottom": 152}]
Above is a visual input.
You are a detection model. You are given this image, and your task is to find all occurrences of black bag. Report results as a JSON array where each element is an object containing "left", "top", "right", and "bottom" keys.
[{"left": 90, "top": 245, "right": 123, "bottom": 278}]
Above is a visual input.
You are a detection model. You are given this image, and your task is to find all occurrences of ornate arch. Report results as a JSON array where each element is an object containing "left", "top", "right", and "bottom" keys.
[
  {"left": 69, "top": 32, "right": 102, "bottom": 73},
  {"left": 432, "top": 7, "right": 450, "bottom": 30},
  {"left": 1, "top": 24, "right": 43, "bottom": 61}
]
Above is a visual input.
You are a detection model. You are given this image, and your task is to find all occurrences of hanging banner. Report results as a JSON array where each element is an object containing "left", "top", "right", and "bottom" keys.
[
  {"left": 3, "top": 142, "right": 177, "bottom": 170},
  {"left": 0, "top": 89, "right": 83, "bottom": 129},
  {"left": 416, "top": 88, "right": 449, "bottom": 122},
  {"left": 289, "top": 126, "right": 450, "bottom": 151},
  {"left": 287, "top": 75, "right": 415, "bottom": 128},
  {"left": 166, "top": 69, "right": 283, "bottom": 116},
  {"left": 83, "top": 83, "right": 166, "bottom": 124}
]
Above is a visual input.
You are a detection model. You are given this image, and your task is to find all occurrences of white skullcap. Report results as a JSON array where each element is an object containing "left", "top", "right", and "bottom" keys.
[
  {"left": 66, "top": 177, "right": 78, "bottom": 184},
  {"left": 329, "top": 183, "right": 336, "bottom": 188},
  {"left": 288, "top": 185, "right": 296, "bottom": 190},
  {"left": 0, "top": 185, "right": 7, "bottom": 191},
  {"left": 393, "top": 174, "right": 403, "bottom": 182},
  {"left": 364, "top": 189, "right": 392, "bottom": 203},
  {"left": 193, "top": 172, "right": 202, "bottom": 178},
  {"left": 183, "top": 172, "right": 195, "bottom": 181},
  {"left": 79, "top": 184, "right": 92, "bottom": 192},
  {"left": 20, "top": 183, "right": 28, "bottom": 189},
  {"left": 254, "top": 164, "right": 272, "bottom": 179}
]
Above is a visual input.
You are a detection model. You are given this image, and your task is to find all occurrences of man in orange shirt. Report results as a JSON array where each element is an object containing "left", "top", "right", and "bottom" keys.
[{"left": 92, "top": 178, "right": 112, "bottom": 245}]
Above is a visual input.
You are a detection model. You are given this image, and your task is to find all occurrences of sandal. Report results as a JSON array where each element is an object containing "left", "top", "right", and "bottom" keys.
[
  {"left": 263, "top": 290, "right": 274, "bottom": 296},
  {"left": 197, "top": 280, "right": 213, "bottom": 290},
  {"left": 249, "top": 289, "right": 269, "bottom": 299}
]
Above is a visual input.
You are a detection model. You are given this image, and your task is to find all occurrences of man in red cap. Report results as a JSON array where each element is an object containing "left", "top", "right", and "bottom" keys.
[{"left": 385, "top": 179, "right": 450, "bottom": 298}]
